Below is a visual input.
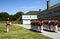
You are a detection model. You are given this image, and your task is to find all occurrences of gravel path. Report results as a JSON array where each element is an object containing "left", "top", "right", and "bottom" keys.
[{"left": 15, "top": 24, "right": 60, "bottom": 39}]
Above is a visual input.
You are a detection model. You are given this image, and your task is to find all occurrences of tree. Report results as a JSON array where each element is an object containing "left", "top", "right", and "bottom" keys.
[
  {"left": 0, "top": 12, "right": 9, "bottom": 21},
  {"left": 9, "top": 15, "right": 14, "bottom": 21},
  {"left": 0, "top": 11, "right": 24, "bottom": 21},
  {"left": 14, "top": 11, "right": 24, "bottom": 20}
]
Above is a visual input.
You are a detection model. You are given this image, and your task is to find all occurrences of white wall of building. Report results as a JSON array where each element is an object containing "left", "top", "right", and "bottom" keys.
[
  {"left": 22, "top": 15, "right": 37, "bottom": 19},
  {"left": 23, "top": 20, "right": 31, "bottom": 24},
  {"left": 22, "top": 15, "right": 37, "bottom": 24}
]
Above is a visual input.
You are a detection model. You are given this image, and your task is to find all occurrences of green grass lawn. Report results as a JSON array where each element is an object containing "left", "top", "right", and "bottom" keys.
[{"left": 0, "top": 23, "right": 52, "bottom": 39}]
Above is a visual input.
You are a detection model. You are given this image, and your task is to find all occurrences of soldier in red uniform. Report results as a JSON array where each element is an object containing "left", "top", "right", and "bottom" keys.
[
  {"left": 54, "top": 20, "right": 58, "bottom": 26},
  {"left": 6, "top": 18, "right": 11, "bottom": 32},
  {"left": 38, "top": 21, "right": 42, "bottom": 32},
  {"left": 40, "top": 20, "right": 45, "bottom": 32},
  {"left": 54, "top": 20, "right": 58, "bottom": 32}
]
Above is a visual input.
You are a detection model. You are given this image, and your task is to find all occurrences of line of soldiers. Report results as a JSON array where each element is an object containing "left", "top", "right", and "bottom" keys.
[{"left": 31, "top": 20, "right": 58, "bottom": 33}]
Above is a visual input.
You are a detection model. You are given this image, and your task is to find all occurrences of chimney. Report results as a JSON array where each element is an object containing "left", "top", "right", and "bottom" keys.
[{"left": 47, "top": 0, "right": 50, "bottom": 9}]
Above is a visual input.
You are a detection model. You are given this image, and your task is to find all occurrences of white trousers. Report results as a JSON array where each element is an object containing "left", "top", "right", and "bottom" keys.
[
  {"left": 7, "top": 26, "right": 10, "bottom": 32},
  {"left": 41, "top": 26, "right": 44, "bottom": 32},
  {"left": 55, "top": 25, "right": 58, "bottom": 32}
]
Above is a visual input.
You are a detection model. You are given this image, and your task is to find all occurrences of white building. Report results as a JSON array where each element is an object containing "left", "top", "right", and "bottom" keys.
[
  {"left": 22, "top": 15, "right": 37, "bottom": 24},
  {"left": 21, "top": 10, "right": 41, "bottom": 24}
]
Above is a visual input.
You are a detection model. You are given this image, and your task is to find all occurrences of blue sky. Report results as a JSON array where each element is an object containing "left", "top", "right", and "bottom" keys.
[{"left": 0, "top": 0, "right": 60, "bottom": 15}]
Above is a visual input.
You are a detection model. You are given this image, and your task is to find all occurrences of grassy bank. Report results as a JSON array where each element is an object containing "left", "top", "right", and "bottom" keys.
[{"left": 0, "top": 23, "right": 52, "bottom": 39}]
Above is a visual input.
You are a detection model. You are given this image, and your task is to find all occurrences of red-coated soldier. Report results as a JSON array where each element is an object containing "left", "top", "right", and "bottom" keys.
[
  {"left": 53, "top": 20, "right": 58, "bottom": 32},
  {"left": 6, "top": 18, "right": 11, "bottom": 32},
  {"left": 53, "top": 20, "right": 58, "bottom": 26},
  {"left": 41, "top": 21, "right": 45, "bottom": 26},
  {"left": 36, "top": 21, "right": 39, "bottom": 26},
  {"left": 6, "top": 20, "right": 10, "bottom": 27},
  {"left": 38, "top": 21, "right": 42, "bottom": 26},
  {"left": 40, "top": 20, "right": 45, "bottom": 32}
]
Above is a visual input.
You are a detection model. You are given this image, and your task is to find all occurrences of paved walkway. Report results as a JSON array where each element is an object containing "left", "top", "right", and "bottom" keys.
[
  {"left": 39, "top": 31, "right": 60, "bottom": 39},
  {"left": 14, "top": 24, "right": 60, "bottom": 39}
]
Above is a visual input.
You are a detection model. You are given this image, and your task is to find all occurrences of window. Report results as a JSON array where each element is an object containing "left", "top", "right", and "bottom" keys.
[{"left": 30, "top": 16, "right": 31, "bottom": 18}]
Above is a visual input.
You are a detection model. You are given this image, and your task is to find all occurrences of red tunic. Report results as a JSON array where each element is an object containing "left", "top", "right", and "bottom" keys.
[
  {"left": 53, "top": 21, "right": 58, "bottom": 26},
  {"left": 6, "top": 21, "right": 10, "bottom": 26},
  {"left": 41, "top": 21, "right": 45, "bottom": 26},
  {"left": 38, "top": 22, "right": 42, "bottom": 26}
]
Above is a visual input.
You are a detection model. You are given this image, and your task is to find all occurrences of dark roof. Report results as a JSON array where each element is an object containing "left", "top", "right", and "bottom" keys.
[
  {"left": 39, "top": 3, "right": 60, "bottom": 13},
  {"left": 24, "top": 11, "right": 40, "bottom": 15},
  {"left": 23, "top": 3, "right": 60, "bottom": 15},
  {"left": 51, "top": 3, "right": 60, "bottom": 9}
]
